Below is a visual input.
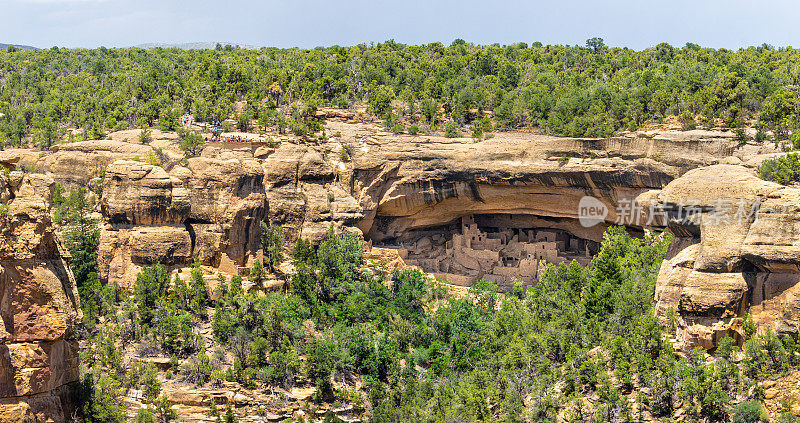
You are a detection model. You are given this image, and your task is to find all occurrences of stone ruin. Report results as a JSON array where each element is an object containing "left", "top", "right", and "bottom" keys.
[{"left": 381, "top": 214, "right": 598, "bottom": 287}]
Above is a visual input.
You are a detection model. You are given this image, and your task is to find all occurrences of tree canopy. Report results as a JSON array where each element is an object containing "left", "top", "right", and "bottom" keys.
[{"left": 0, "top": 41, "right": 796, "bottom": 146}]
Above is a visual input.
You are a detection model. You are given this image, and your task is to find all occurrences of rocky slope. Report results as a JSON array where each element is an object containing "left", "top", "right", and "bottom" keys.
[{"left": 0, "top": 166, "right": 81, "bottom": 423}]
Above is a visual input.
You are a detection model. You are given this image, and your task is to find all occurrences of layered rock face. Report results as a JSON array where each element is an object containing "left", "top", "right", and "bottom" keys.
[
  {"left": 648, "top": 165, "right": 800, "bottom": 349},
  {"left": 0, "top": 170, "right": 81, "bottom": 423},
  {"left": 0, "top": 123, "right": 788, "bottom": 421},
  {"left": 344, "top": 125, "right": 769, "bottom": 244},
  {"left": 262, "top": 143, "right": 363, "bottom": 244},
  {"left": 95, "top": 142, "right": 365, "bottom": 286},
  {"left": 38, "top": 140, "right": 159, "bottom": 188},
  {"left": 340, "top": 124, "right": 772, "bottom": 285},
  {"left": 17, "top": 136, "right": 365, "bottom": 284},
  {"left": 20, "top": 125, "right": 778, "bottom": 292},
  {"left": 98, "top": 157, "right": 267, "bottom": 287}
]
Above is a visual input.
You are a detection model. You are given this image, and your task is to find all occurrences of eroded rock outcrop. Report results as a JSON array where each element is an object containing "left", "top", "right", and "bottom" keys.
[
  {"left": 339, "top": 124, "right": 772, "bottom": 243},
  {"left": 19, "top": 136, "right": 366, "bottom": 285},
  {"left": 0, "top": 170, "right": 81, "bottom": 423},
  {"left": 40, "top": 140, "right": 158, "bottom": 188},
  {"left": 263, "top": 143, "right": 362, "bottom": 244},
  {"left": 98, "top": 157, "right": 267, "bottom": 287},
  {"left": 3, "top": 123, "right": 790, "bottom": 419},
  {"left": 341, "top": 127, "right": 689, "bottom": 285},
  {"left": 648, "top": 165, "right": 800, "bottom": 349}
]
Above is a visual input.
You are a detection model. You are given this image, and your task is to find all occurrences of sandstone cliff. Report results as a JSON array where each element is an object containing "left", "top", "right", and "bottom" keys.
[
  {"left": 98, "top": 157, "right": 267, "bottom": 287},
  {"left": 0, "top": 169, "right": 81, "bottom": 423},
  {"left": 15, "top": 124, "right": 779, "bottom": 291},
  {"left": 0, "top": 122, "right": 788, "bottom": 421},
  {"left": 340, "top": 124, "right": 773, "bottom": 243},
  {"left": 647, "top": 165, "right": 800, "bottom": 349}
]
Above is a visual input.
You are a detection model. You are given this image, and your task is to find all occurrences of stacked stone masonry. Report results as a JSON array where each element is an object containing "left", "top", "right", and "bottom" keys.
[{"left": 385, "top": 214, "right": 596, "bottom": 287}]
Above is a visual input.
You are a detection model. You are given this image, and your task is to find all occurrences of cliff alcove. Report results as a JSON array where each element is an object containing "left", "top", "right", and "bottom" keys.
[{"left": 371, "top": 213, "right": 601, "bottom": 287}]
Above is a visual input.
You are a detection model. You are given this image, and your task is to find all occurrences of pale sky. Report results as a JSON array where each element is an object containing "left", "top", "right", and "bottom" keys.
[{"left": 2, "top": 0, "right": 799, "bottom": 49}]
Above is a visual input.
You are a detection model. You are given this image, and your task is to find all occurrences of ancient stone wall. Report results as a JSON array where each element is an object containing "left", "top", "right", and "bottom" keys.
[{"left": 392, "top": 214, "right": 596, "bottom": 286}]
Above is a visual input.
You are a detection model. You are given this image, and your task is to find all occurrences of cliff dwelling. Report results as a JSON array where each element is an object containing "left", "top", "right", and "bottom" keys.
[{"left": 373, "top": 214, "right": 600, "bottom": 287}]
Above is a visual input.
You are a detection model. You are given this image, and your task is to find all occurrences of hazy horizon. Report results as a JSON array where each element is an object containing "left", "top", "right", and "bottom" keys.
[{"left": 3, "top": 0, "right": 800, "bottom": 50}]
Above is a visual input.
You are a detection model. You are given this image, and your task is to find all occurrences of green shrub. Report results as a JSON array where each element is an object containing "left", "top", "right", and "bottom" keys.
[
  {"left": 135, "top": 408, "right": 157, "bottom": 423},
  {"left": 139, "top": 362, "right": 161, "bottom": 402},
  {"left": 735, "top": 127, "right": 748, "bottom": 141},
  {"left": 290, "top": 119, "right": 309, "bottom": 136},
  {"left": 155, "top": 308, "right": 198, "bottom": 355},
  {"left": 307, "top": 338, "right": 338, "bottom": 400},
  {"left": 53, "top": 187, "right": 102, "bottom": 321},
  {"left": 188, "top": 261, "right": 209, "bottom": 314},
  {"left": 154, "top": 395, "right": 178, "bottom": 422},
  {"left": 367, "top": 84, "right": 395, "bottom": 116},
  {"left": 236, "top": 112, "right": 252, "bottom": 132},
  {"left": 138, "top": 128, "right": 152, "bottom": 144},
  {"left": 339, "top": 143, "right": 355, "bottom": 161},
  {"left": 471, "top": 116, "right": 493, "bottom": 139},
  {"left": 182, "top": 348, "right": 213, "bottom": 385},
  {"left": 679, "top": 111, "right": 697, "bottom": 130},
  {"left": 177, "top": 128, "right": 204, "bottom": 157},
  {"left": 732, "top": 400, "right": 769, "bottom": 423},
  {"left": 444, "top": 123, "right": 460, "bottom": 138},
  {"left": 77, "top": 370, "right": 127, "bottom": 423},
  {"left": 758, "top": 153, "right": 800, "bottom": 184},
  {"left": 249, "top": 258, "right": 265, "bottom": 287},
  {"left": 133, "top": 264, "right": 171, "bottom": 326},
  {"left": 144, "top": 151, "right": 160, "bottom": 166}
]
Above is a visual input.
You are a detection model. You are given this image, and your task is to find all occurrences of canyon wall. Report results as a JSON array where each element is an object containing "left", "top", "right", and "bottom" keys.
[
  {"left": 8, "top": 123, "right": 792, "bottom": 351},
  {"left": 648, "top": 164, "right": 800, "bottom": 349},
  {"left": 0, "top": 165, "right": 81, "bottom": 423},
  {"left": 345, "top": 126, "right": 770, "bottom": 243},
  {"left": 98, "top": 157, "right": 267, "bottom": 287},
  {"left": 15, "top": 125, "right": 777, "bottom": 285},
  {"left": 19, "top": 133, "right": 364, "bottom": 285},
  {"left": 0, "top": 116, "right": 794, "bottom": 423}
]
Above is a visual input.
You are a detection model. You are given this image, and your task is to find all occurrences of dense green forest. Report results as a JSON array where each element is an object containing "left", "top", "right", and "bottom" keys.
[{"left": 3, "top": 40, "right": 800, "bottom": 146}]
